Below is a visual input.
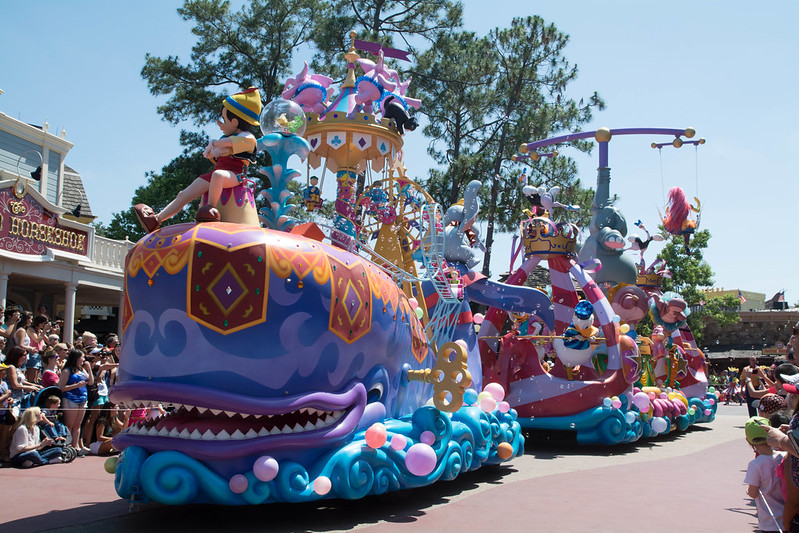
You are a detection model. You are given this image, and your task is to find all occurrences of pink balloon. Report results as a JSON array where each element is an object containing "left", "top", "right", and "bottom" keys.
[
  {"left": 365, "top": 423, "right": 388, "bottom": 449},
  {"left": 420, "top": 430, "right": 435, "bottom": 445},
  {"left": 708, "top": 398, "right": 715, "bottom": 406},
  {"left": 648, "top": 392, "right": 656, "bottom": 400},
  {"left": 483, "top": 382, "right": 506, "bottom": 402},
  {"left": 480, "top": 397, "right": 496, "bottom": 413},
  {"left": 229, "top": 474, "right": 248, "bottom": 494},
  {"left": 611, "top": 399, "right": 622, "bottom": 409},
  {"left": 253, "top": 456, "right": 279, "bottom": 482},
  {"left": 473, "top": 313, "right": 485, "bottom": 325},
  {"left": 632, "top": 392, "right": 650, "bottom": 411},
  {"left": 408, "top": 298, "right": 419, "bottom": 310},
  {"left": 390, "top": 434, "right": 407, "bottom": 450},
  {"left": 313, "top": 476, "right": 332, "bottom": 495},
  {"left": 498, "top": 401, "right": 510, "bottom": 413},
  {"left": 704, "top": 409, "right": 711, "bottom": 416},
  {"left": 406, "top": 443, "right": 437, "bottom": 476}
]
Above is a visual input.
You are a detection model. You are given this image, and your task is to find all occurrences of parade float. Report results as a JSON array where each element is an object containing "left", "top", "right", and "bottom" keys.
[
  {"left": 474, "top": 128, "right": 717, "bottom": 444},
  {"left": 109, "top": 36, "right": 523, "bottom": 507},
  {"left": 107, "top": 35, "right": 717, "bottom": 506}
]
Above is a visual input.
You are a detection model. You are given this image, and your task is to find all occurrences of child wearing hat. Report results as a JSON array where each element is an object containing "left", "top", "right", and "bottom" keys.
[
  {"left": 134, "top": 87, "right": 263, "bottom": 232},
  {"left": 745, "top": 416, "right": 785, "bottom": 532}
]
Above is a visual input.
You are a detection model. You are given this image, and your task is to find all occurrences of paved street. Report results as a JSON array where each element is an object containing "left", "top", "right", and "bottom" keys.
[{"left": 2, "top": 403, "right": 759, "bottom": 532}]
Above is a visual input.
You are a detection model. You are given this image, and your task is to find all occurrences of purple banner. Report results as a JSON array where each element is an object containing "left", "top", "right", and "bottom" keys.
[{"left": 354, "top": 39, "right": 411, "bottom": 62}]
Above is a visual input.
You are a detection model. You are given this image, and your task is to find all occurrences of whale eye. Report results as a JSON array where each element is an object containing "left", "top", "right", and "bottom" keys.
[{"left": 367, "top": 383, "right": 384, "bottom": 403}]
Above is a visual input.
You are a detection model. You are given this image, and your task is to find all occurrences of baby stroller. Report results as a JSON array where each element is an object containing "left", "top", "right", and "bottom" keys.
[{"left": 19, "top": 386, "right": 78, "bottom": 463}]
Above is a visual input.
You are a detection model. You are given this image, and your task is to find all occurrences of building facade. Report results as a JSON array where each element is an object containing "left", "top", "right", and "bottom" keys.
[
  {"left": 0, "top": 111, "right": 130, "bottom": 343},
  {"left": 701, "top": 287, "right": 766, "bottom": 312}
]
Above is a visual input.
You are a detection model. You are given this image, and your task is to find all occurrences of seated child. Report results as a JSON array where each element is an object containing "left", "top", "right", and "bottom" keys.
[
  {"left": 39, "top": 395, "right": 68, "bottom": 444},
  {"left": 745, "top": 416, "right": 785, "bottom": 533}
]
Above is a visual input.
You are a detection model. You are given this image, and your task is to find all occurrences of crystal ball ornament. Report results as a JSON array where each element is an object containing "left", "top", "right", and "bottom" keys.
[{"left": 260, "top": 98, "right": 307, "bottom": 136}]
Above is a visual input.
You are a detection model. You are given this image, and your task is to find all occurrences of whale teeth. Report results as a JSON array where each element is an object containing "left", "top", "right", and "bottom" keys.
[
  {"left": 201, "top": 429, "right": 216, "bottom": 440},
  {"left": 169, "top": 427, "right": 180, "bottom": 438},
  {"left": 179, "top": 428, "right": 191, "bottom": 439},
  {"left": 190, "top": 429, "right": 203, "bottom": 440},
  {"left": 230, "top": 429, "right": 245, "bottom": 440},
  {"left": 303, "top": 421, "right": 316, "bottom": 431},
  {"left": 258, "top": 427, "right": 269, "bottom": 437},
  {"left": 224, "top": 410, "right": 237, "bottom": 418},
  {"left": 158, "top": 427, "right": 170, "bottom": 437},
  {"left": 217, "top": 430, "right": 231, "bottom": 440},
  {"left": 147, "top": 426, "right": 159, "bottom": 436},
  {"left": 209, "top": 409, "right": 222, "bottom": 416},
  {"left": 245, "top": 429, "right": 258, "bottom": 439},
  {"left": 195, "top": 406, "right": 208, "bottom": 415}
]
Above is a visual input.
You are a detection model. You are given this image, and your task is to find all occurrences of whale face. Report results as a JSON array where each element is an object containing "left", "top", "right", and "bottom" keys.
[{"left": 112, "top": 222, "right": 433, "bottom": 464}]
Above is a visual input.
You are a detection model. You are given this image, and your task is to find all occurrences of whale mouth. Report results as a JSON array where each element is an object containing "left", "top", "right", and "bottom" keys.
[
  {"left": 124, "top": 402, "right": 348, "bottom": 440},
  {"left": 111, "top": 380, "right": 366, "bottom": 460}
]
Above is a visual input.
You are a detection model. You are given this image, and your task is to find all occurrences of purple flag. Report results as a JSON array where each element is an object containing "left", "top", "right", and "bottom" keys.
[{"left": 354, "top": 39, "right": 411, "bottom": 62}]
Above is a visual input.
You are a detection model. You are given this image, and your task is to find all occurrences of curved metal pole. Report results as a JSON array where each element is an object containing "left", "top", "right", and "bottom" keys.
[{"left": 520, "top": 126, "right": 696, "bottom": 155}]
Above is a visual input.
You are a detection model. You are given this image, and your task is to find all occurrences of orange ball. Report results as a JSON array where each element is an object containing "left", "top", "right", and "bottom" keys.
[{"left": 497, "top": 442, "right": 514, "bottom": 460}]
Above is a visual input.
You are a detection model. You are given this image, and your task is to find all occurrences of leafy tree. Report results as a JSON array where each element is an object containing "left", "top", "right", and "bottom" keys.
[
  {"left": 480, "top": 16, "right": 604, "bottom": 276},
  {"left": 413, "top": 18, "right": 603, "bottom": 276},
  {"left": 659, "top": 229, "right": 713, "bottom": 306},
  {"left": 413, "top": 31, "right": 498, "bottom": 207},
  {"left": 141, "top": 0, "right": 319, "bottom": 127},
  {"left": 310, "top": 0, "right": 463, "bottom": 78},
  {"left": 656, "top": 228, "right": 738, "bottom": 345}
]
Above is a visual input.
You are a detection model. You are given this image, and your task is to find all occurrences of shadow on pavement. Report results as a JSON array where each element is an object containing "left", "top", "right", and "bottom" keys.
[
  {"left": 522, "top": 424, "right": 710, "bottom": 460},
  {"left": 28, "top": 464, "right": 516, "bottom": 533}
]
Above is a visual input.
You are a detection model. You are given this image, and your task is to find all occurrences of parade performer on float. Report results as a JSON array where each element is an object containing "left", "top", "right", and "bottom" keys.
[{"left": 134, "top": 87, "right": 262, "bottom": 232}]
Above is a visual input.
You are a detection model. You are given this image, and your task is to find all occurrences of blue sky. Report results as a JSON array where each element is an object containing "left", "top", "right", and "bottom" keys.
[{"left": 3, "top": 1, "right": 798, "bottom": 306}]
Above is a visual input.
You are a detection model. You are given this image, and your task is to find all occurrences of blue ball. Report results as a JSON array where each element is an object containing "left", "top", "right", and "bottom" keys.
[{"left": 463, "top": 388, "right": 479, "bottom": 406}]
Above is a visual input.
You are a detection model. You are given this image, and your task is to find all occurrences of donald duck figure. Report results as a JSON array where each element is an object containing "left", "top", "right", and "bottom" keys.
[{"left": 554, "top": 300, "right": 599, "bottom": 378}]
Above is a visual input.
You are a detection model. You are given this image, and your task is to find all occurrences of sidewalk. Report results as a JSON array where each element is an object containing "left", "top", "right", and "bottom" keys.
[{"left": 1, "top": 403, "right": 757, "bottom": 532}]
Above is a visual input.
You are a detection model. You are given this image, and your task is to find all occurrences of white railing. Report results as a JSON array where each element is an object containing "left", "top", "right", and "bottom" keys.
[{"left": 92, "top": 235, "right": 132, "bottom": 271}]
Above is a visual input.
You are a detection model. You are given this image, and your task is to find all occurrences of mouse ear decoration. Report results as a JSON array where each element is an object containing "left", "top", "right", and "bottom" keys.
[{"left": 223, "top": 87, "right": 262, "bottom": 126}]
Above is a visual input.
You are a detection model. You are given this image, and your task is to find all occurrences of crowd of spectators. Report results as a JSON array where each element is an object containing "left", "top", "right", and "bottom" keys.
[
  {"left": 0, "top": 304, "right": 127, "bottom": 468},
  {"left": 741, "top": 322, "right": 799, "bottom": 531}
]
